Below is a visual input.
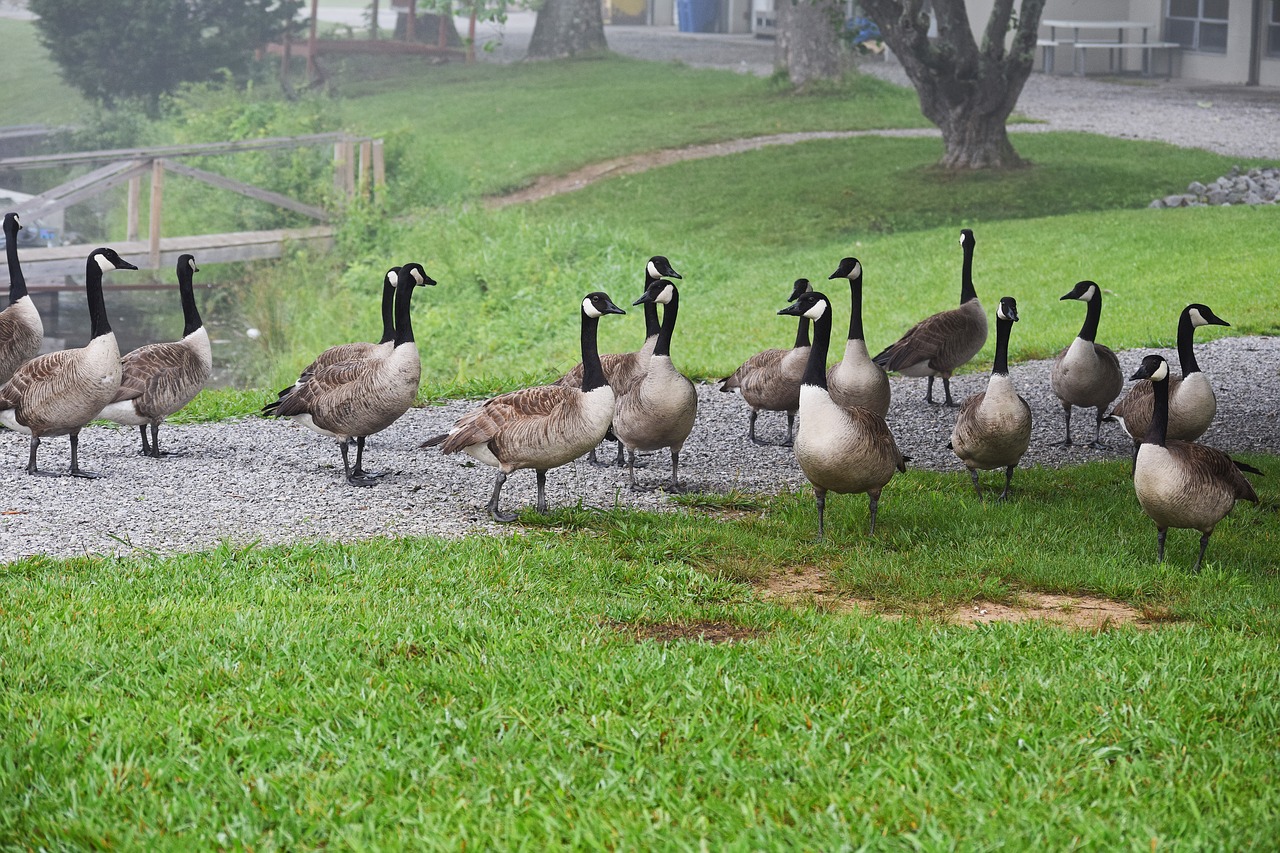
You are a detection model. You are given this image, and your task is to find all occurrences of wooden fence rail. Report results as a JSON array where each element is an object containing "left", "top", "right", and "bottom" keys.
[{"left": 1, "top": 134, "right": 381, "bottom": 274}]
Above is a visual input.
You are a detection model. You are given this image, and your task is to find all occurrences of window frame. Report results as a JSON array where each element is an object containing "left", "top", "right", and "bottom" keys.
[{"left": 1165, "top": 0, "right": 1230, "bottom": 54}]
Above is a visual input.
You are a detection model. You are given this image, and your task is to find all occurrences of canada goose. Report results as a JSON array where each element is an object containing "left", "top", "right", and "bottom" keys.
[
  {"left": 612, "top": 278, "right": 698, "bottom": 492},
  {"left": 263, "top": 263, "right": 434, "bottom": 486},
  {"left": 779, "top": 290, "right": 906, "bottom": 538},
  {"left": 826, "top": 256, "right": 890, "bottom": 416},
  {"left": 719, "top": 277, "right": 812, "bottom": 446},
  {"left": 1, "top": 212, "right": 44, "bottom": 385},
  {"left": 1050, "top": 280, "right": 1123, "bottom": 448},
  {"left": 949, "top": 297, "right": 1031, "bottom": 500},
  {"left": 424, "top": 292, "right": 626, "bottom": 522},
  {"left": 1109, "top": 303, "right": 1230, "bottom": 445},
  {"left": 0, "top": 247, "right": 137, "bottom": 477},
  {"left": 872, "top": 229, "right": 987, "bottom": 406},
  {"left": 96, "top": 254, "right": 212, "bottom": 458},
  {"left": 1130, "top": 354, "right": 1259, "bottom": 571},
  {"left": 268, "top": 266, "right": 401, "bottom": 410},
  {"left": 556, "top": 255, "right": 681, "bottom": 466}
]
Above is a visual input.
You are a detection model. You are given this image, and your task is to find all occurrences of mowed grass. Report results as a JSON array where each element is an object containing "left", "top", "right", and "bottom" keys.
[
  {"left": 3, "top": 462, "right": 1278, "bottom": 848},
  {"left": 0, "top": 19, "right": 89, "bottom": 126}
]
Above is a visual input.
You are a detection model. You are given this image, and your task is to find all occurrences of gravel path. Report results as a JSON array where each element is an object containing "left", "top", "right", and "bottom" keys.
[{"left": 2, "top": 333, "right": 1276, "bottom": 561}]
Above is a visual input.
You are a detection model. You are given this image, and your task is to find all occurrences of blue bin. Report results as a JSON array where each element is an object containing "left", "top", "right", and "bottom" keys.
[{"left": 677, "top": 0, "right": 718, "bottom": 32}]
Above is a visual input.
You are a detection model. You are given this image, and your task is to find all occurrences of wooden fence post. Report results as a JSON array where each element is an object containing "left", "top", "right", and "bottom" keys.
[
  {"left": 148, "top": 159, "right": 164, "bottom": 269},
  {"left": 358, "top": 139, "right": 372, "bottom": 200},
  {"left": 126, "top": 175, "right": 141, "bottom": 242},
  {"left": 372, "top": 139, "right": 386, "bottom": 202}
]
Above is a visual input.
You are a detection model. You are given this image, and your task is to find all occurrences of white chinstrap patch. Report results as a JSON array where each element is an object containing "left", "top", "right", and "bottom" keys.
[
  {"left": 1150, "top": 360, "right": 1170, "bottom": 382},
  {"left": 802, "top": 299, "right": 828, "bottom": 321}
]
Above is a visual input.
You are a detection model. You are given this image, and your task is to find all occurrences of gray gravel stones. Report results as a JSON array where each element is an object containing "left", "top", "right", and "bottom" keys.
[
  {"left": 2, "top": 334, "right": 1275, "bottom": 561},
  {"left": 1151, "top": 166, "right": 1280, "bottom": 208}
]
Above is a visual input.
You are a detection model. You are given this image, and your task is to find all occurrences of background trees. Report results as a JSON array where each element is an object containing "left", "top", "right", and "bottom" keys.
[
  {"left": 526, "top": 0, "right": 607, "bottom": 59},
  {"left": 29, "top": 0, "right": 303, "bottom": 115},
  {"left": 859, "top": 0, "right": 1048, "bottom": 169}
]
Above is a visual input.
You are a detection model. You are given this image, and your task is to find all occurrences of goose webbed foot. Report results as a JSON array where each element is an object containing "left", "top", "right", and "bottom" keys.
[
  {"left": 68, "top": 435, "right": 100, "bottom": 479},
  {"left": 69, "top": 468, "right": 102, "bottom": 480},
  {"left": 346, "top": 473, "right": 379, "bottom": 487},
  {"left": 338, "top": 441, "right": 376, "bottom": 487},
  {"left": 30, "top": 468, "right": 63, "bottom": 478},
  {"left": 942, "top": 377, "right": 958, "bottom": 408},
  {"left": 661, "top": 482, "right": 689, "bottom": 494}
]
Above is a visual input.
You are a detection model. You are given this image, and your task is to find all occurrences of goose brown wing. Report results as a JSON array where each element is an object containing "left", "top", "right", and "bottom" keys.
[
  {"left": 1167, "top": 440, "right": 1260, "bottom": 504},
  {"left": 115, "top": 343, "right": 207, "bottom": 415},
  {"left": 723, "top": 348, "right": 786, "bottom": 390},
  {"left": 0, "top": 349, "right": 81, "bottom": 416},
  {"left": 439, "top": 385, "right": 577, "bottom": 454},
  {"left": 557, "top": 351, "right": 640, "bottom": 389},
  {"left": 270, "top": 357, "right": 372, "bottom": 418},
  {"left": 847, "top": 405, "right": 907, "bottom": 473},
  {"left": 874, "top": 311, "right": 952, "bottom": 371}
]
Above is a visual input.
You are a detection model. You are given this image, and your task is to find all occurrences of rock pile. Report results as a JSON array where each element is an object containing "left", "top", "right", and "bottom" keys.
[{"left": 1151, "top": 166, "right": 1280, "bottom": 208}]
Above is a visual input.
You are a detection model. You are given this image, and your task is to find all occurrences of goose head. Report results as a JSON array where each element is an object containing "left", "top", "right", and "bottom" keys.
[
  {"left": 1131, "top": 354, "right": 1170, "bottom": 383},
  {"left": 582, "top": 291, "right": 626, "bottom": 318},
  {"left": 779, "top": 290, "right": 831, "bottom": 321},
  {"left": 997, "top": 296, "right": 1019, "bottom": 323},
  {"left": 1185, "top": 303, "right": 1229, "bottom": 329},
  {"left": 400, "top": 263, "right": 438, "bottom": 288},
  {"left": 959, "top": 228, "right": 975, "bottom": 249},
  {"left": 178, "top": 254, "right": 199, "bottom": 275},
  {"left": 828, "top": 257, "right": 862, "bottom": 282},
  {"left": 1059, "top": 280, "right": 1099, "bottom": 302},
  {"left": 646, "top": 256, "right": 682, "bottom": 282},
  {"left": 3, "top": 211, "right": 18, "bottom": 238},
  {"left": 384, "top": 266, "right": 401, "bottom": 287},
  {"left": 788, "top": 277, "right": 813, "bottom": 303},
  {"left": 91, "top": 247, "right": 138, "bottom": 273},
  {"left": 634, "top": 279, "right": 677, "bottom": 306}
]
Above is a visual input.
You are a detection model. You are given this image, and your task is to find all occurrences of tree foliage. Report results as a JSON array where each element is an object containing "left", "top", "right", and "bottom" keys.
[
  {"left": 859, "top": 0, "right": 1047, "bottom": 169},
  {"left": 29, "top": 0, "right": 303, "bottom": 114}
]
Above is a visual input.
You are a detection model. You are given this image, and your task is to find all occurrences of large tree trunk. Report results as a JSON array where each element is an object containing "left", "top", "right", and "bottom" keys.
[
  {"left": 859, "top": 0, "right": 1047, "bottom": 169},
  {"left": 775, "top": 0, "right": 847, "bottom": 88},
  {"left": 527, "top": 0, "right": 607, "bottom": 59}
]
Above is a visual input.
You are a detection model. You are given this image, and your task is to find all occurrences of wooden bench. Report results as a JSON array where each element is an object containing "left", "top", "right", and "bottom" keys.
[{"left": 1072, "top": 40, "right": 1180, "bottom": 78}]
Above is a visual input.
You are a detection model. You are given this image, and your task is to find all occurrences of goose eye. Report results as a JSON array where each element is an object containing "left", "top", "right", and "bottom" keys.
[{"left": 582, "top": 296, "right": 602, "bottom": 318}]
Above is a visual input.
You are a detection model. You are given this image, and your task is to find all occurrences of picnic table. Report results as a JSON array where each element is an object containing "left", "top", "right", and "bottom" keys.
[{"left": 1038, "top": 19, "right": 1179, "bottom": 79}]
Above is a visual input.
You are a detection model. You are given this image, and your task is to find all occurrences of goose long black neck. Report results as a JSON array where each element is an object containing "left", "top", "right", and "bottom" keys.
[
  {"left": 378, "top": 280, "right": 397, "bottom": 345},
  {"left": 178, "top": 265, "right": 203, "bottom": 337},
  {"left": 85, "top": 255, "right": 112, "bottom": 339},
  {"left": 579, "top": 312, "right": 607, "bottom": 392},
  {"left": 959, "top": 239, "right": 977, "bottom": 304},
  {"left": 802, "top": 304, "right": 832, "bottom": 389},
  {"left": 794, "top": 317, "right": 811, "bottom": 348},
  {"left": 1176, "top": 310, "right": 1201, "bottom": 375},
  {"left": 5, "top": 223, "right": 26, "bottom": 304},
  {"left": 846, "top": 274, "right": 866, "bottom": 342},
  {"left": 642, "top": 301, "right": 660, "bottom": 341},
  {"left": 652, "top": 288, "right": 680, "bottom": 358},
  {"left": 1077, "top": 294, "right": 1103, "bottom": 342},
  {"left": 392, "top": 278, "right": 416, "bottom": 346},
  {"left": 993, "top": 316, "right": 1013, "bottom": 376},
  {"left": 1144, "top": 371, "right": 1170, "bottom": 447}
]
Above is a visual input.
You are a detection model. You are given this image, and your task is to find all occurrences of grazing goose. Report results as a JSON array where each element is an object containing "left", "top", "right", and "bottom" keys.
[
  {"left": 1130, "top": 354, "right": 1258, "bottom": 571},
  {"left": 268, "top": 266, "right": 401, "bottom": 409},
  {"left": 950, "top": 297, "right": 1032, "bottom": 500},
  {"left": 780, "top": 290, "right": 906, "bottom": 538},
  {"left": 424, "top": 292, "right": 626, "bottom": 521},
  {"left": 719, "top": 277, "right": 812, "bottom": 446},
  {"left": 872, "top": 229, "right": 987, "bottom": 406},
  {"left": 1109, "top": 303, "right": 1230, "bottom": 445},
  {"left": 826, "top": 257, "right": 890, "bottom": 416},
  {"left": 556, "top": 255, "right": 681, "bottom": 466},
  {"left": 1, "top": 212, "right": 44, "bottom": 385},
  {"left": 0, "top": 247, "right": 137, "bottom": 477},
  {"left": 97, "top": 254, "right": 212, "bottom": 458},
  {"left": 612, "top": 278, "right": 698, "bottom": 492},
  {"left": 1050, "top": 280, "right": 1123, "bottom": 448},
  {"left": 263, "top": 263, "right": 434, "bottom": 486}
]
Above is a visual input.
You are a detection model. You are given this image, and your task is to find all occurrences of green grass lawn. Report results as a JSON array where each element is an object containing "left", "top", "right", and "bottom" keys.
[
  {"left": 0, "top": 19, "right": 89, "bottom": 126},
  {"left": 3, "top": 463, "right": 1278, "bottom": 848}
]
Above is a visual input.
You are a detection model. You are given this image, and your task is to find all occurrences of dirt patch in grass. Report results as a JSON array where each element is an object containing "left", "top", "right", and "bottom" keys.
[
  {"left": 758, "top": 566, "right": 1151, "bottom": 630},
  {"left": 608, "top": 619, "right": 764, "bottom": 644}
]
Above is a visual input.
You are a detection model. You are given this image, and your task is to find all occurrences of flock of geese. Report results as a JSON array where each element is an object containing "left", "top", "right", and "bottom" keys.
[{"left": 0, "top": 212, "right": 1262, "bottom": 569}]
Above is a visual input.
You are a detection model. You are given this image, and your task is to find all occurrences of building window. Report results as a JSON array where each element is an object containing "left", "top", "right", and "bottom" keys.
[
  {"left": 1165, "top": 0, "right": 1229, "bottom": 53},
  {"left": 1268, "top": 1, "right": 1280, "bottom": 57}
]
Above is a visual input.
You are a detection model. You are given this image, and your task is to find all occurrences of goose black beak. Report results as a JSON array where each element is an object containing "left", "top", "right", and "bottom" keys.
[{"left": 778, "top": 302, "right": 804, "bottom": 317}]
